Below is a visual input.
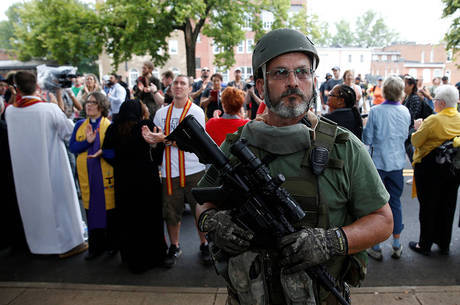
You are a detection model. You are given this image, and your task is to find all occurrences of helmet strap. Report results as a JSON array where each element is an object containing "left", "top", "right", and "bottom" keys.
[{"left": 262, "top": 64, "right": 272, "bottom": 109}]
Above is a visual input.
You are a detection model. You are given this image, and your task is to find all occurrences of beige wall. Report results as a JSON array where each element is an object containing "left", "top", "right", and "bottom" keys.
[{"left": 98, "top": 31, "right": 187, "bottom": 87}]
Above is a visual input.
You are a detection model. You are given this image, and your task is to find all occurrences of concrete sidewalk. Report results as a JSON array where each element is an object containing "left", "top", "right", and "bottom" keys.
[{"left": 1, "top": 282, "right": 459, "bottom": 305}]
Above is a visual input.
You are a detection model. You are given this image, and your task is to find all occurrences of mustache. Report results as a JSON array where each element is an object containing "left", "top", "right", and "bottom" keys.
[{"left": 280, "top": 88, "right": 307, "bottom": 99}]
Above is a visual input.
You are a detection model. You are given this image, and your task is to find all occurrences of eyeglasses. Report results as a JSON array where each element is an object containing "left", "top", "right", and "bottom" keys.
[
  {"left": 86, "top": 100, "right": 98, "bottom": 105},
  {"left": 266, "top": 67, "right": 313, "bottom": 80},
  {"left": 328, "top": 94, "right": 342, "bottom": 98},
  {"left": 202, "top": 69, "right": 210, "bottom": 72}
]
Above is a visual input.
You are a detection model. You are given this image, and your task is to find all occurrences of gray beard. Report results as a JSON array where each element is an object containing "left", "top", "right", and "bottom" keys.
[{"left": 270, "top": 97, "right": 309, "bottom": 119}]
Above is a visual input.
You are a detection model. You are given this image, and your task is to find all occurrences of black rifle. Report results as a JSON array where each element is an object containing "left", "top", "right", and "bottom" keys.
[{"left": 166, "top": 115, "right": 350, "bottom": 305}]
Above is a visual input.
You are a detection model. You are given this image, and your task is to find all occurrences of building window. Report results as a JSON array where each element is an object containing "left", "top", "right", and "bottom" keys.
[
  {"left": 430, "top": 49, "right": 434, "bottom": 62},
  {"left": 237, "top": 41, "right": 244, "bottom": 54},
  {"left": 172, "top": 68, "right": 180, "bottom": 76},
  {"left": 129, "top": 69, "right": 139, "bottom": 88},
  {"left": 153, "top": 68, "right": 159, "bottom": 79},
  {"left": 396, "top": 68, "right": 400, "bottom": 75},
  {"left": 421, "top": 51, "right": 425, "bottom": 64},
  {"left": 242, "top": 13, "right": 253, "bottom": 30},
  {"left": 382, "top": 55, "right": 387, "bottom": 61},
  {"left": 246, "top": 39, "right": 254, "bottom": 53},
  {"left": 392, "top": 55, "right": 397, "bottom": 62},
  {"left": 169, "top": 40, "right": 178, "bottom": 55},
  {"left": 213, "top": 41, "right": 222, "bottom": 54},
  {"left": 215, "top": 67, "right": 229, "bottom": 83},
  {"left": 423, "top": 69, "right": 431, "bottom": 83},
  {"left": 372, "top": 55, "right": 379, "bottom": 62},
  {"left": 197, "top": 34, "right": 201, "bottom": 43},
  {"left": 445, "top": 69, "right": 451, "bottom": 79},
  {"left": 360, "top": 55, "right": 364, "bottom": 63},
  {"left": 348, "top": 55, "right": 352, "bottom": 63},
  {"left": 239, "top": 66, "right": 253, "bottom": 81},
  {"left": 262, "top": 11, "right": 274, "bottom": 30},
  {"left": 195, "top": 57, "right": 201, "bottom": 69},
  {"left": 447, "top": 50, "right": 453, "bottom": 61},
  {"left": 433, "top": 69, "right": 442, "bottom": 78}
]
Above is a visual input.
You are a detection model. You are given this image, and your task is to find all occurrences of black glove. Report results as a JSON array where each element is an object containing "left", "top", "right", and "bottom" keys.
[
  {"left": 279, "top": 227, "right": 348, "bottom": 274},
  {"left": 198, "top": 209, "right": 254, "bottom": 255}
]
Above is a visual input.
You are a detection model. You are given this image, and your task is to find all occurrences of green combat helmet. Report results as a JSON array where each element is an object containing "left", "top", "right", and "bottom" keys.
[
  {"left": 252, "top": 28, "right": 320, "bottom": 80},
  {"left": 252, "top": 28, "right": 320, "bottom": 109}
]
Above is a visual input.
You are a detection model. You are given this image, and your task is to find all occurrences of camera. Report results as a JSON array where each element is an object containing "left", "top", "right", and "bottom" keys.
[
  {"left": 37, "top": 65, "right": 77, "bottom": 91},
  {"left": 245, "top": 82, "right": 255, "bottom": 90}
]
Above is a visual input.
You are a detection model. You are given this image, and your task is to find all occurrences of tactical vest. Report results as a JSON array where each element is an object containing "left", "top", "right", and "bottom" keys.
[{"left": 222, "top": 116, "right": 365, "bottom": 304}]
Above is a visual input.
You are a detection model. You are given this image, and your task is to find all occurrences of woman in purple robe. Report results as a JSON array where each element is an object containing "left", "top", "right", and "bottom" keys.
[{"left": 70, "top": 92, "right": 119, "bottom": 260}]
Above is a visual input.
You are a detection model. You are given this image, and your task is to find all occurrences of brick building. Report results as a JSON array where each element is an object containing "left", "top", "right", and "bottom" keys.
[{"left": 371, "top": 43, "right": 459, "bottom": 85}]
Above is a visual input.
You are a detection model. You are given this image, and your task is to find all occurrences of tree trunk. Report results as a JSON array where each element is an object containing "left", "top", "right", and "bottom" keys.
[{"left": 184, "top": 20, "right": 196, "bottom": 78}]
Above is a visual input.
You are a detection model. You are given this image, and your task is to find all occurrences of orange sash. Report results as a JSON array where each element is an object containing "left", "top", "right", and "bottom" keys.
[
  {"left": 14, "top": 96, "right": 44, "bottom": 108},
  {"left": 164, "top": 99, "right": 193, "bottom": 195}
]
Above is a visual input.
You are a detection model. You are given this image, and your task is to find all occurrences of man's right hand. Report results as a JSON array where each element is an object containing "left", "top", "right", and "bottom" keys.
[{"left": 199, "top": 209, "right": 254, "bottom": 255}]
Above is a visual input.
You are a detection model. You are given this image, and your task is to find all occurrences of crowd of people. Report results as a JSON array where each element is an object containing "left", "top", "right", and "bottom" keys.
[{"left": 0, "top": 27, "right": 459, "bottom": 305}]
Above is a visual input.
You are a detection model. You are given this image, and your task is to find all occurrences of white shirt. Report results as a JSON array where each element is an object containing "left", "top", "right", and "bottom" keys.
[
  {"left": 108, "top": 82, "right": 126, "bottom": 114},
  {"left": 154, "top": 102, "right": 206, "bottom": 178},
  {"left": 5, "top": 101, "right": 84, "bottom": 254}
]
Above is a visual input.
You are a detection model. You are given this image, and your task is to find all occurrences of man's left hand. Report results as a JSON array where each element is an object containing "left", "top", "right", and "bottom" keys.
[{"left": 279, "top": 227, "right": 348, "bottom": 274}]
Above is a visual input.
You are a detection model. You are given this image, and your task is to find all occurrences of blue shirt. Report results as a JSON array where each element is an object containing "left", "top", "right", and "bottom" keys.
[
  {"left": 192, "top": 79, "right": 212, "bottom": 105},
  {"left": 362, "top": 101, "right": 411, "bottom": 171}
]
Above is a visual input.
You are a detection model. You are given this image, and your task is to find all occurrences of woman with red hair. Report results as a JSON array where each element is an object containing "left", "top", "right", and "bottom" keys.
[{"left": 205, "top": 87, "right": 249, "bottom": 146}]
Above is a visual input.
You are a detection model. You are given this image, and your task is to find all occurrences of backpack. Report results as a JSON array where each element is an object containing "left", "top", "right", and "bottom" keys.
[{"left": 435, "top": 139, "right": 460, "bottom": 175}]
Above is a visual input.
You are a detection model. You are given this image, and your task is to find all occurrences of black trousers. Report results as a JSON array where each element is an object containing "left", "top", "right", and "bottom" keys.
[
  {"left": 414, "top": 152, "right": 460, "bottom": 251},
  {"left": 85, "top": 209, "right": 119, "bottom": 254}
]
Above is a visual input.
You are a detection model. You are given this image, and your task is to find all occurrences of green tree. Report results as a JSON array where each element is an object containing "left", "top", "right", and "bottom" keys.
[
  {"left": 442, "top": 0, "right": 459, "bottom": 56},
  {"left": 0, "top": 4, "right": 22, "bottom": 51},
  {"left": 286, "top": 4, "right": 330, "bottom": 47},
  {"left": 354, "top": 10, "right": 398, "bottom": 47},
  {"left": 331, "top": 20, "right": 354, "bottom": 47},
  {"left": 101, "top": 0, "right": 299, "bottom": 76},
  {"left": 10, "top": 0, "right": 103, "bottom": 73}
]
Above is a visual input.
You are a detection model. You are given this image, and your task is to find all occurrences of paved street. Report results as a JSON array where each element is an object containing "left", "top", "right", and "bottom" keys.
[{"left": 1, "top": 167, "right": 459, "bottom": 291}]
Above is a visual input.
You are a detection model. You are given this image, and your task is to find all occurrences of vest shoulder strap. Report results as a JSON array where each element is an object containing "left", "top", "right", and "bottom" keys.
[{"left": 224, "top": 125, "right": 245, "bottom": 145}]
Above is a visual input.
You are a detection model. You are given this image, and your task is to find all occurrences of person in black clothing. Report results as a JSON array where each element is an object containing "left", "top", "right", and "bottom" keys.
[
  {"left": 160, "top": 70, "right": 174, "bottom": 105},
  {"left": 403, "top": 75, "right": 433, "bottom": 162},
  {"left": 0, "top": 100, "right": 27, "bottom": 252},
  {"left": 116, "top": 75, "right": 131, "bottom": 102},
  {"left": 133, "top": 61, "right": 162, "bottom": 119},
  {"left": 319, "top": 73, "right": 332, "bottom": 110},
  {"left": 323, "top": 84, "right": 363, "bottom": 139},
  {"left": 244, "top": 82, "right": 263, "bottom": 120},
  {"left": 102, "top": 100, "right": 167, "bottom": 273},
  {"left": 201, "top": 73, "right": 224, "bottom": 120}
]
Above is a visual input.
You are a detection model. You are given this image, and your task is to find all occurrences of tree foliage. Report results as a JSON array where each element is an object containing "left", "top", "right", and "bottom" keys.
[
  {"left": 354, "top": 10, "right": 398, "bottom": 47},
  {"left": 331, "top": 20, "right": 354, "bottom": 47},
  {"left": 0, "top": 4, "right": 21, "bottom": 51},
  {"left": 286, "top": 5, "right": 330, "bottom": 47},
  {"left": 10, "top": 0, "right": 103, "bottom": 72},
  {"left": 442, "top": 0, "right": 459, "bottom": 55},
  {"left": 101, "top": 0, "right": 306, "bottom": 76},
  {"left": 327, "top": 10, "right": 398, "bottom": 48}
]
